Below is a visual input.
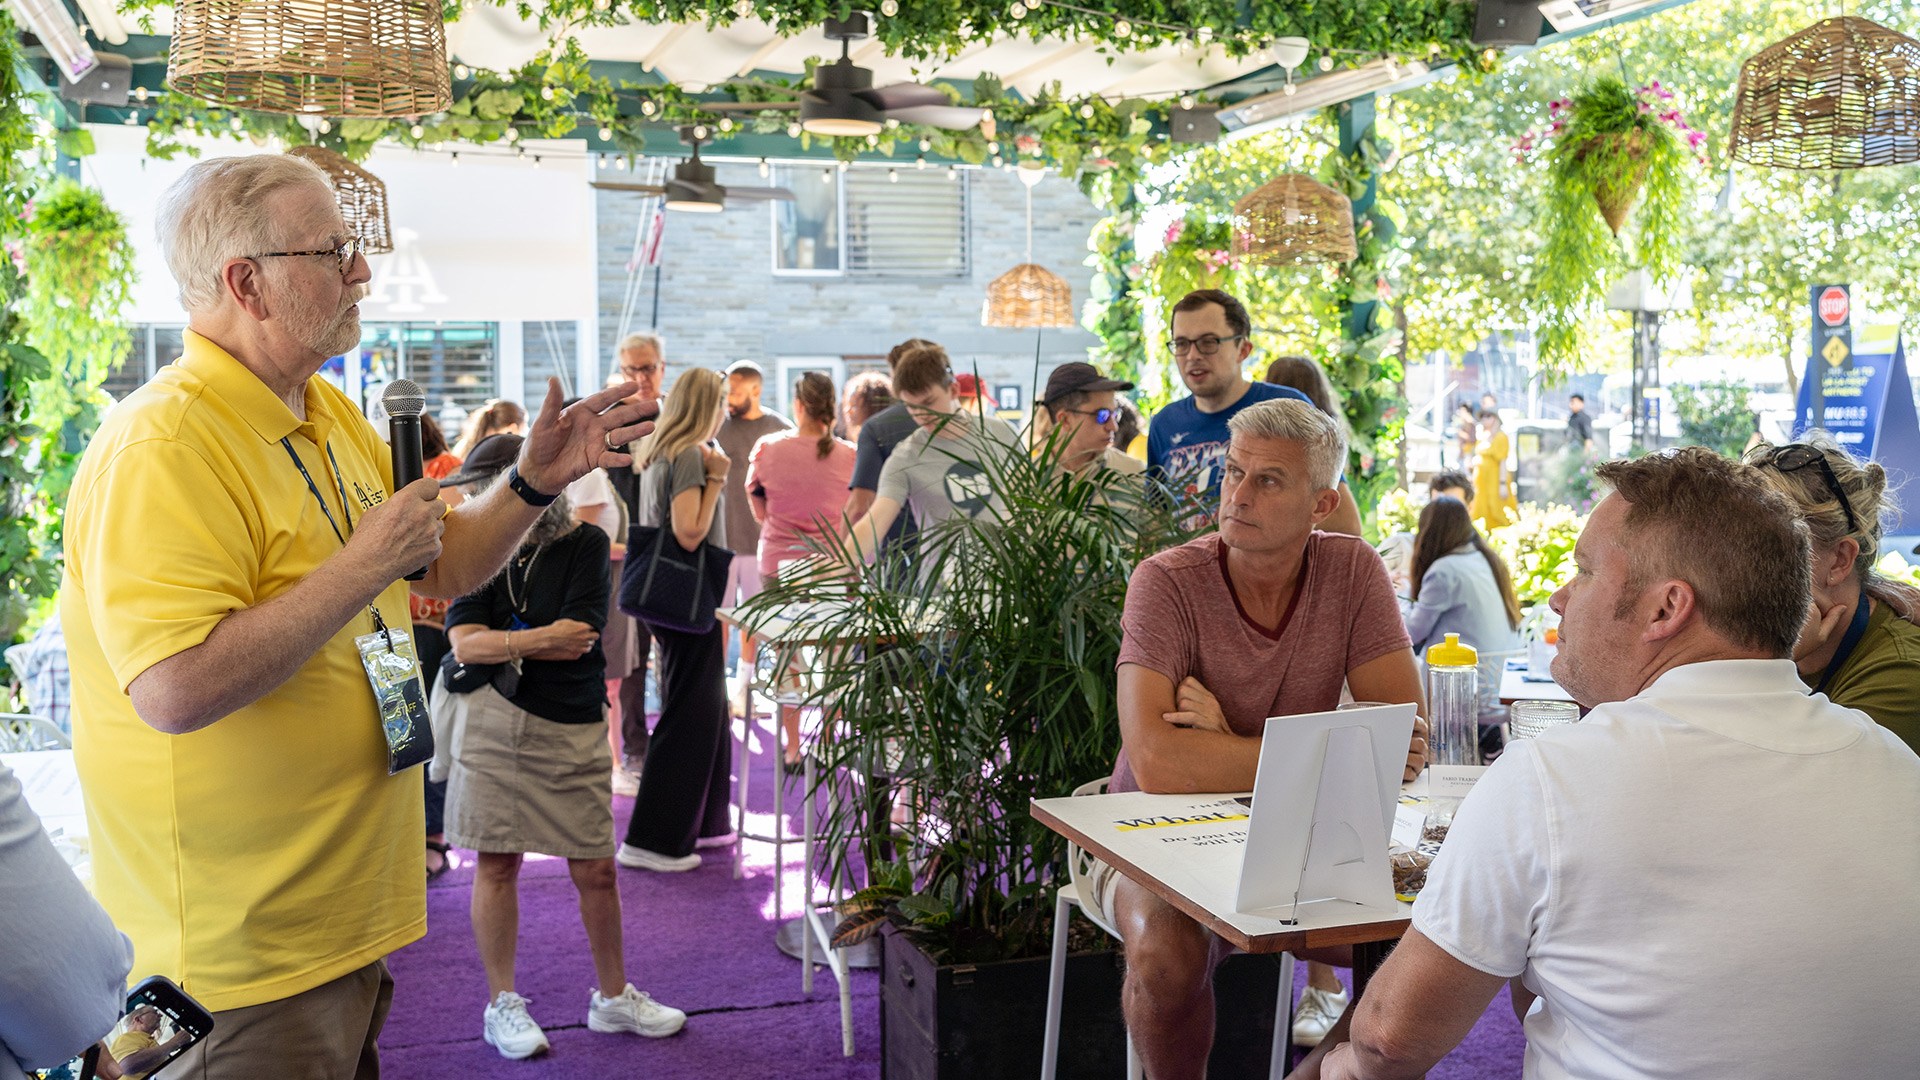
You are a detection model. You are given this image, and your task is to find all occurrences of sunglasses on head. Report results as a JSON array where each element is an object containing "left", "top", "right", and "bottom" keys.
[{"left": 1752, "top": 443, "right": 1860, "bottom": 534}]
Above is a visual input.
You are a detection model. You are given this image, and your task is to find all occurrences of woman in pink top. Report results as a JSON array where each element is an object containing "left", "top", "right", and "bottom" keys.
[{"left": 745, "top": 373, "right": 856, "bottom": 769}]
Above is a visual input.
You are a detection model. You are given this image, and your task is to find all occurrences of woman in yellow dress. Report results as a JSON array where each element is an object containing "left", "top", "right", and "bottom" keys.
[{"left": 1471, "top": 411, "right": 1519, "bottom": 528}]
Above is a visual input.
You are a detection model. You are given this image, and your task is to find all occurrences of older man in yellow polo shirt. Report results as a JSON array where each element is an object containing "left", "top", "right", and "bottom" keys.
[{"left": 59, "top": 154, "right": 655, "bottom": 1079}]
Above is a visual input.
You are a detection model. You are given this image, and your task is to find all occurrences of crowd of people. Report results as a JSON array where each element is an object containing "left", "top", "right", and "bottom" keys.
[{"left": 5, "top": 153, "right": 1919, "bottom": 1080}]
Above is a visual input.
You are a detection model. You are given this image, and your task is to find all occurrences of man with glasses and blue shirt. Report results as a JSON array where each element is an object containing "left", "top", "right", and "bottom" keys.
[
  {"left": 1148, "top": 289, "right": 1364, "bottom": 535},
  {"left": 59, "top": 154, "right": 657, "bottom": 1079}
]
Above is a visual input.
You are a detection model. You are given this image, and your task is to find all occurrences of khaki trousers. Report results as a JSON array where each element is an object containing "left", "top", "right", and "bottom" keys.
[{"left": 170, "top": 959, "right": 393, "bottom": 1080}]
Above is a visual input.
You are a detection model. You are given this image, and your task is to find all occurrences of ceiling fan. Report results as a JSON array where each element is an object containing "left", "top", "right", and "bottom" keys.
[
  {"left": 589, "top": 126, "right": 795, "bottom": 212},
  {"left": 702, "top": 12, "right": 986, "bottom": 137}
]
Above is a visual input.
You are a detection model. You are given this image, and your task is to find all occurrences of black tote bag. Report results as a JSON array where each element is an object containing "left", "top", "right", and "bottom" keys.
[{"left": 617, "top": 456, "right": 733, "bottom": 634}]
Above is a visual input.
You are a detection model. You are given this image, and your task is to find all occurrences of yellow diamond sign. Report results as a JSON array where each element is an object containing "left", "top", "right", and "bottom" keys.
[{"left": 1823, "top": 335, "right": 1851, "bottom": 368}]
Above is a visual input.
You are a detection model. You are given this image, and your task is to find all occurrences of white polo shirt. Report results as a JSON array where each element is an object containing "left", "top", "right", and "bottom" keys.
[{"left": 1413, "top": 658, "right": 1920, "bottom": 1079}]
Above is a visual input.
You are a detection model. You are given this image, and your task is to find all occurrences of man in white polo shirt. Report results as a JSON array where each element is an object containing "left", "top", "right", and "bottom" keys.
[{"left": 1310, "top": 448, "right": 1920, "bottom": 1079}]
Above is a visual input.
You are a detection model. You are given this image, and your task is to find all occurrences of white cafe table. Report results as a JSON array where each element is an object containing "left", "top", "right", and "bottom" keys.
[
  {"left": 1030, "top": 789, "right": 1413, "bottom": 961},
  {"left": 2, "top": 748, "right": 92, "bottom": 886}
]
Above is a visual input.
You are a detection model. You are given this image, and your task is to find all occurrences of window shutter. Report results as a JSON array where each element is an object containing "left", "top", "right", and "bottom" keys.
[{"left": 844, "top": 169, "right": 969, "bottom": 278}]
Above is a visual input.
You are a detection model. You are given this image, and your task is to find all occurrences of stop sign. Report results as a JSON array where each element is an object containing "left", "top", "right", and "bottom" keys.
[{"left": 1818, "top": 286, "right": 1850, "bottom": 327}]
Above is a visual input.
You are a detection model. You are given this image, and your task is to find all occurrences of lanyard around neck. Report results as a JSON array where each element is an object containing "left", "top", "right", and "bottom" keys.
[
  {"left": 1813, "top": 587, "right": 1873, "bottom": 696},
  {"left": 281, "top": 436, "right": 395, "bottom": 642},
  {"left": 280, "top": 437, "right": 355, "bottom": 546}
]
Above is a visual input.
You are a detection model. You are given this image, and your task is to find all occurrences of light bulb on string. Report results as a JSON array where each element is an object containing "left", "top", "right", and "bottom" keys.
[
  {"left": 1319, "top": 54, "right": 1334, "bottom": 72},
  {"left": 640, "top": 99, "right": 657, "bottom": 116},
  {"left": 758, "top": 157, "right": 770, "bottom": 177},
  {"left": 505, "top": 126, "right": 519, "bottom": 142},
  {"left": 532, "top": 155, "right": 542, "bottom": 168},
  {"left": 879, "top": 0, "right": 898, "bottom": 16},
  {"left": 1113, "top": 19, "right": 1131, "bottom": 38},
  {"left": 693, "top": 123, "right": 709, "bottom": 140},
  {"left": 787, "top": 121, "right": 802, "bottom": 138},
  {"left": 454, "top": 64, "right": 470, "bottom": 80},
  {"left": 822, "top": 168, "right": 833, "bottom": 184},
  {"left": 451, "top": 152, "right": 460, "bottom": 167},
  {"left": 1179, "top": 94, "right": 1195, "bottom": 110},
  {"left": 598, "top": 154, "right": 608, "bottom": 169},
  {"left": 540, "top": 85, "right": 554, "bottom": 101},
  {"left": 866, "top": 132, "right": 879, "bottom": 146},
  {"left": 916, "top": 155, "right": 927, "bottom": 169},
  {"left": 517, "top": 146, "right": 526, "bottom": 159},
  {"left": 947, "top": 165, "right": 958, "bottom": 179},
  {"left": 885, "top": 117, "right": 900, "bottom": 129},
  {"left": 888, "top": 168, "right": 898, "bottom": 182},
  {"left": 838, "top": 159, "right": 850, "bottom": 171},
  {"left": 599, "top": 126, "right": 613, "bottom": 140},
  {"left": 1078, "top": 102, "right": 1094, "bottom": 119},
  {"left": 987, "top": 140, "right": 1000, "bottom": 153},
  {"left": 317, "top": 119, "right": 331, "bottom": 134},
  {"left": 614, "top": 156, "right": 627, "bottom": 170},
  {"left": 410, "top": 122, "right": 425, "bottom": 138},
  {"left": 1009, "top": 2, "right": 1026, "bottom": 20},
  {"left": 991, "top": 154, "right": 1003, "bottom": 166},
  {"left": 918, "top": 137, "right": 932, "bottom": 152},
  {"left": 719, "top": 117, "right": 734, "bottom": 132}
]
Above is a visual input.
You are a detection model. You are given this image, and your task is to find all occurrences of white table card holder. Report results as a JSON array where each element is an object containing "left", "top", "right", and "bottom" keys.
[{"left": 1233, "top": 704, "right": 1416, "bottom": 923}]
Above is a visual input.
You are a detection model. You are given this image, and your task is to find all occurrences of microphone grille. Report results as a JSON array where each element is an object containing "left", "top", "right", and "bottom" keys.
[{"left": 381, "top": 379, "right": 425, "bottom": 417}]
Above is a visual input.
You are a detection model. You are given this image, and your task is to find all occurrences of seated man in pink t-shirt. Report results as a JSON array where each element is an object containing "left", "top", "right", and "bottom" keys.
[{"left": 1105, "top": 399, "right": 1429, "bottom": 1080}]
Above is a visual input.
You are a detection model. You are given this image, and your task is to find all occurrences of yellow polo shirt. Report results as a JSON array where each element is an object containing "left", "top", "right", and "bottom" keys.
[{"left": 60, "top": 330, "right": 424, "bottom": 1013}]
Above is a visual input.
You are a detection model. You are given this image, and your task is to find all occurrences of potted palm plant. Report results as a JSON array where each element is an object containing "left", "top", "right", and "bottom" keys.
[
  {"left": 1516, "top": 75, "right": 1702, "bottom": 367},
  {"left": 739, "top": 426, "right": 1285, "bottom": 1078}
]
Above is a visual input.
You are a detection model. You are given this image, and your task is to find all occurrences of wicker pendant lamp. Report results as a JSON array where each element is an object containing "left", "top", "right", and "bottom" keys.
[
  {"left": 984, "top": 166, "right": 1075, "bottom": 328},
  {"left": 168, "top": 0, "right": 451, "bottom": 116},
  {"left": 1233, "top": 173, "right": 1357, "bottom": 266},
  {"left": 1730, "top": 15, "right": 1920, "bottom": 170},
  {"left": 287, "top": 145, "right": 394, "bottom": 254}
]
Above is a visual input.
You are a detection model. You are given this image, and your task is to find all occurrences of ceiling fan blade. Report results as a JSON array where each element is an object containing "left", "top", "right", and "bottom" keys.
[
  {"left": 860, "top": 82, "right": 950, "bottom": 111},
  {"left": 699, "top": 100, "right": 800, "bottom": 111},
  {"left": 589, "top": 181, "right": 668, "bottom": 194},
  {"left": 884, "top": 104, "right": 986, "bottom": 130},
  {"left": 723, "top": 186, "right": 797, "bottom": 202}
]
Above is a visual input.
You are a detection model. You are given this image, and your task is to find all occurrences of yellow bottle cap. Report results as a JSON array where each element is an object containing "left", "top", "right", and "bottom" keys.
[{"left": 1426, "top": 632, "right": 1478, "bottom": 667}]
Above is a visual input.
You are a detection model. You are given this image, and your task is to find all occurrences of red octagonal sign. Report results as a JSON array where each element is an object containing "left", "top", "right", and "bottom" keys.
[{"left": 1819, "top": 286, "right": 1850, "bottom": 327}]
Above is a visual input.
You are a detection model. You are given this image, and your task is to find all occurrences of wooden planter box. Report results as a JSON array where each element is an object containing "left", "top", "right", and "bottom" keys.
[{"left": 879, "top": 921, "right": 1284, "bottom": 1079}]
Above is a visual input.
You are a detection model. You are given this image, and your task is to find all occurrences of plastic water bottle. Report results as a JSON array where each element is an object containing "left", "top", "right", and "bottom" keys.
[{"left": 1425, "top": 633, "right": 1481, "bottom": 768}]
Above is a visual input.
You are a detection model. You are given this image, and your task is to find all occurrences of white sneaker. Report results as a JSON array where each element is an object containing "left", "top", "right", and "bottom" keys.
[
  {"left": 616, "top": 843, "right": 701, "bottom": 872},
  {"left": 694, "top": 831, "right": 737, "bottom": 849},
  {"left": 610, "top": 765, "right": 639, "bottom": 798},
  {"left": 588, "top": 983, "right": 687, "bottom": 1038},
  {"left": 1291, "top": 984, "right": 1350, "bottom": 1047},
  {"left": 483, "top": 991, "right": 550, "bottom": 1059}
]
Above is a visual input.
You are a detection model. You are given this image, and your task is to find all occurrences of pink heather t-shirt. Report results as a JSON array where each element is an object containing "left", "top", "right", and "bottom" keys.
[
  {"left": 1110, "top": 530, "right": 1412, "bottom": 792},
  {"left": 744, "top": 431, "right": 857, "bottom": 580}
]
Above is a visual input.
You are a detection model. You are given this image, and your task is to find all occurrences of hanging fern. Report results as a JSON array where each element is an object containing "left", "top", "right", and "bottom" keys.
[{"left": 1521, "top": 76, "right": 1697, "bottom": 370}]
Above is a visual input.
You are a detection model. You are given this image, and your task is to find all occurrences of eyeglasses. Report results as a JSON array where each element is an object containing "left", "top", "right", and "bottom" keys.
[
  {"left": 250, "top": 236, "right": 365, "bottom": 278},
  {"left": 1065, "top": 407, "right": 1117, "bottom": 425},
  {"left": 619, "top": 363, "right": 662, "bottom": 378},
  {"left": 1753, "top": 443, "right": 1860, "bottom": 534},
  {"left": 1168, "top": 334, "right": 1245, "bottom": 357}
]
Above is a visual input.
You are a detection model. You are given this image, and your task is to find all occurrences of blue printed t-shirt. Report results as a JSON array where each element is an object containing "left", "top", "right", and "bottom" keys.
[{"left": 1147, "top": 383, "right": 1341, "bottom": 504}]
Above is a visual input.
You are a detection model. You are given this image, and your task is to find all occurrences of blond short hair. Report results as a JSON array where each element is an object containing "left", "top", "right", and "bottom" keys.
[
  {"left": 155, "top": 155, "right": 334, "bottom": 313},
  {"left": 617, "top": 331, "right": 664, "bottom": 361},
  {"left": 1227, "top": 398, "right": 1347, "bottom": 490}
]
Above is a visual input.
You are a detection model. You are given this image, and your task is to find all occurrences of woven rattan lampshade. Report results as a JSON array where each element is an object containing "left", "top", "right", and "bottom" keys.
[
  {"left": 1233, "top": 173, "right": 1357, "bottom": 266},
  {"left": 1730, "top": 16, "right": 1920, "bottom": 170},
  {"left": 983, "top": 263, "right": 1076, "bottom": 328},
  {"left": 168, "top": 0, "right": 451, "bottom": 116},
  {"left": 287, "top": 145, "right": 394, "bottom": 254}
]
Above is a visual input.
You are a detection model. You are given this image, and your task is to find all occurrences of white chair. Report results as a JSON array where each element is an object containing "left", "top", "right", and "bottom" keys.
[
  {"left": 0, "top": 713, "right": 70, "bottom": 752},
  {"left": 1038, "top": 778, "right": 1296, "bottom": 1080}
]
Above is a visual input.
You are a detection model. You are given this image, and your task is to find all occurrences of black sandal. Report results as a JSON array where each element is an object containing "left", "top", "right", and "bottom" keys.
[{"left": 426, "top": 840, "right": 456, "bottom": 882}]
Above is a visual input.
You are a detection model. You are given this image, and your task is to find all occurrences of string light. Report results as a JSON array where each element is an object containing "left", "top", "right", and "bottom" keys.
[
  {"left": 719, "top": 117, "right": 734, "bottom": 132},
  {"left": 1482, "top": 47, "right": 1499, "bottom": 64},
  {"left": 916, "top": 155, "right": 927, "bottom": 169},
  {"left": 822, "top": 168, "right": 833, "bottom": 183},
  {"left": 888, "top": 168, "right": 898, "bottom": 182},
  {"left": 133, "top": 85, "right": 148, "bottom": 101},
  {"left": 991, "top": 153, "right": 1003, "bottom": 166},
  {"left": 599, "top": 126, "right": 613, "bottom": 140},
  {"left": 599, "top": 154, "right": 608, "bottom": 169},
  {"left": 692, "top": 123, "right": 709, "bottom": 140},
  {"left": 593, "top": 0, "right": 608, "bottom": 8},
  {"left": 640, "top": 99, "right": 657, "bottom": 116},
  {"left": 450, "top": 152, "right": 460, "bottom": 166},
  {"left": 1009, "top": 2, "right": 1026, "bottom": 19},
  {"left": 885, "top": 117, "right": 900, "bottom": 128},
  {"left": 1078, "top": 102, "right": 1094, "bottom": 119},
  {"left": 948, "top": 165, "right": 959, "bottom": 179},
  {"left": 1319, "top": 54, "right": 1335, "bottom": 71},
  {"left": 317, "top": 119, "right": 331, "bottom": 134},
  {"left": 918, "top": 137, "right": 932, "bottom": 152},
  {"left": 614, "top": 156, "right": 627, "bottom": 170},
  {"left": 758, "top": 157, "right": 770, "bottom": 177},
  {"left": 540, "top": 85, "right": 555, "bottom": 101},
  {"left": 532, "top": 155, "right": 542, "bottom": 168},
  {"left": 505, "top": 126, "right": 520, "bottom": 142},
  {"left": 517, "top": 146, "right": 527, "bottom": 158},
  {"left": 787, "top": 121, "right": 801, "bottom": 137},
  {"left": 229, "top": 116, "right": 244, "bottom": 131},
  {"left": 865, "top": 132, "right": 879, "bottom": 146},
  {"left": 732, "top": 0, "right": 752, "bottom": 14},
  {"left": 454, "top": 64, "right": 470, "bottom": 80},
  {"left": 838, "top": 159, "right": 850, "bottom": 172},
  {"left": 1179, "top": 94, "right": 1195, "bottom": 110},
  {"left": 879, "top": 0, "right": 898, "bottom": 15},
  {"left": 1113, "top": 19, "right": 1131, "bottom": 38}
]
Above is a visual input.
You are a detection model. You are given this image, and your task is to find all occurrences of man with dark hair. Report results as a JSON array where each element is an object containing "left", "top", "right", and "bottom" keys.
[
  {"left": 1566, "top": 391, "right": 1593, "bottom": 453},
  {"left": 1149, "top": 289, "right": 1364, "bottom": 534},
  {"left": 846, "top": 338, "right": 939, "bottom": 573},
  {"left": 1312, "top": 448, "right": 1920, "bottom": 1080},
  {"left": 1427, "top": 469, "right": 1474, "bottom": 506},
  {"left": 716, "top": 360, "right": 791, "bottom": 678}
]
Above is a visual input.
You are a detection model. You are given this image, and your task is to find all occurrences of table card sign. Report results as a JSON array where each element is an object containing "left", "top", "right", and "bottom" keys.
[
  {"left": 1235, "top": 704, "right": 1417, "bottom": 924},
  {"left": 1428, "top": 764, "right": 1488, "bottom": 799}
]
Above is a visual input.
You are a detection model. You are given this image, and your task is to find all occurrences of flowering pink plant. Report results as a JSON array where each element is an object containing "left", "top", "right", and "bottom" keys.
[{"left": 1514, "top": 81, "right": 1709, "bottom": 166}]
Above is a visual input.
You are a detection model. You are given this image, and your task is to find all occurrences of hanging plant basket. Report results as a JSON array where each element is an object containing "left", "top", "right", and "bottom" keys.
[
  {"left": 28, "top": 229, "right": 115, "bottom": 313},
  {"left": 1575, "top": 128, "right": 1652, "bottom": 235}
]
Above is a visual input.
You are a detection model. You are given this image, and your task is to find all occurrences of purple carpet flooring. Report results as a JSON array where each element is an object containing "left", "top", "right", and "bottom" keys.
[{"left": 380, "top": 711, "right": 1524, "bottom": 1078}]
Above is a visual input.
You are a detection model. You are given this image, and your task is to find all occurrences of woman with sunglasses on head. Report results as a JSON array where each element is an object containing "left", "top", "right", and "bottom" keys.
[{"left": 1748, "top": 434, "right": 1920, "bottom": 753}]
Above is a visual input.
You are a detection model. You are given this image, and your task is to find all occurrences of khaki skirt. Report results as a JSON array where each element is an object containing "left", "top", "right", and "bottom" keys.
[{"left": 442, "top": 684, "right": 616, "bottom": 859}]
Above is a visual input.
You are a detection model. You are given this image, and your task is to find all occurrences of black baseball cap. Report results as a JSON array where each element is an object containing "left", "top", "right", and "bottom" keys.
[
  {"left": 442, "top": 434, "right": 523, "bottom": 486},
  {"left": 1042, "top": 362, "right": 1133, "bottom": 407}
]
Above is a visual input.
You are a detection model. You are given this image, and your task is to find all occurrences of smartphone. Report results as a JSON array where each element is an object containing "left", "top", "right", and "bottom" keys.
[{"left": 32, "top": 976, "right": 214, "bottom": 1080}]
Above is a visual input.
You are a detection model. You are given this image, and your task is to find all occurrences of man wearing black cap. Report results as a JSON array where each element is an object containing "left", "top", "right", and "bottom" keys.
[{"left": 1036, "top": 362, "right": 1145, "bottom": 480}]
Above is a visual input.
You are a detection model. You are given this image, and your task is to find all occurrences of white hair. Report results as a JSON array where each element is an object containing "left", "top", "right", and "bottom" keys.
[
  {"left": 1227, "top": 398, "right": 1347, "bottom": 490},
  {"left": 154, "top": 155, "right": 334, "bottom": 314},
  {"left": 617, "top": 331, "right": 665, "bottom": 362}
]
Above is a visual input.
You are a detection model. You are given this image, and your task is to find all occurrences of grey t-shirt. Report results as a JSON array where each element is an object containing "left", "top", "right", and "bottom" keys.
[
  {"left": 851, "top": 401, "right": 921, "bottom": 553},
  {"left": 639, "top": 445, "right": 728, "bottom": 551},
  {"left": 717, "top": 410, "right": 790, "bottom": 555},
  {"left": 875, "top": 415, "right": 1019, "bottom": 530}
]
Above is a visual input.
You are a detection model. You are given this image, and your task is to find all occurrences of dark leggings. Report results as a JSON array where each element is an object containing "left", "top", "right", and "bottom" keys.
[
  {"left": 416, "top": 623, "right": 450, "bottom": 836},
  {"left": 623, "top": 621, "right": 732, "bottom": 857}
]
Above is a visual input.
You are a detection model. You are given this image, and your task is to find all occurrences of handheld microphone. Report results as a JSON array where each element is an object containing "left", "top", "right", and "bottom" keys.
[{"left": 382, "top": 379, "right": 429, "bottom": 582}]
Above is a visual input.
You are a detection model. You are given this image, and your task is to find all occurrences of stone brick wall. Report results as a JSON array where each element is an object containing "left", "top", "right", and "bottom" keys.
[{"left": 595, "top": 161, "right": 1106, "bottom": 414}]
